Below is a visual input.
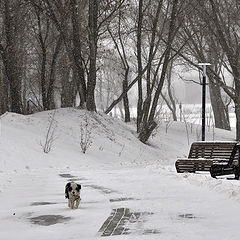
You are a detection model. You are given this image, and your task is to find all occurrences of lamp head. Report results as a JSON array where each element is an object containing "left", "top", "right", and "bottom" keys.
[{"left": 198, "top": 63, "right": 211, "bottom": 66}]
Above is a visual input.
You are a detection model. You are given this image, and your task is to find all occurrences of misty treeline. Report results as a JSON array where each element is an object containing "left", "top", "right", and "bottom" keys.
[{"left": 0, "top": 0, "right": 239, "bottom": 142}]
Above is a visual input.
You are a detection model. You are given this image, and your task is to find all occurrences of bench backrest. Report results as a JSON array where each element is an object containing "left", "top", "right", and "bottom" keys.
[{"left": 188, "top": 141, "right": 238, "bottom": 160}]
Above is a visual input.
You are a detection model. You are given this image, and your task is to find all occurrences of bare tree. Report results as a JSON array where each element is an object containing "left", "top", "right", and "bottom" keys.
[
  {"left": 193, "top": 0, "right": 240, "bottom": 138},
  {"left": 31, "top": 4, "right": 63, "bottom": 110},
  {"left": 0, "top": 0, "right": 27, "bottom": 113},
  {"left": 177, "top": 2, "right": 231, "bottom": 130},
  {"left": 138, "top": 0, "right": 181, "bottom": 143},
  {"left": 31, "top": 0, "right": 87, "bottom": 108},
  {"left": 107, "top": 9, "right": 131, "bottom": 122}
]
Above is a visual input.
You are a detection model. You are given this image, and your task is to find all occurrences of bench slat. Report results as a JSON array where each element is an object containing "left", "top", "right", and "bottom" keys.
[{"left": 176, "top": 141, "right": 237, "bottom": 173}]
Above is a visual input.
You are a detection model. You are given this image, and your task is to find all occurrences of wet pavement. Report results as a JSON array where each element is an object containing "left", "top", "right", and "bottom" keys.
[
  {"left": 30, "top": 215, "right": 71, "bottom": 226},
  {"left": 98, "top": 208, "right": 160, "bottom": 237}
]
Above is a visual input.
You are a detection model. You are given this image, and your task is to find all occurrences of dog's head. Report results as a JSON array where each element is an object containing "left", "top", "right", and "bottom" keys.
[{"left": 65, "top": 182, "right": 81, "bottom": 199}]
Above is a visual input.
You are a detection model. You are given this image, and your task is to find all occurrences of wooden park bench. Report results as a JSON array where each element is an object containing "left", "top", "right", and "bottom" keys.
[
  {"left": 210, "top": 143, "right": 240, "bottom": 179},
  {"left": 175, "top": 141, "right": 238, "bottom": 173}
]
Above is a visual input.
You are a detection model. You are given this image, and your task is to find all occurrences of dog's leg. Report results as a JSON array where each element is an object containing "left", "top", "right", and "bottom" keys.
[
  {"left": 75, "top": 198, "right": 80, "bottom": 209},
  {"left": 68, "top": 199, "right": 71, "bottom": 208},
  {"left": 69, "top": 199, "right": 74, "bottom": 209}
]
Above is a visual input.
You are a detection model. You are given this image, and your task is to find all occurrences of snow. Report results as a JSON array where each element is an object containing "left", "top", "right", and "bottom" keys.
[{"left": 0, "top": 108, "right": 240, "bottom": 240}]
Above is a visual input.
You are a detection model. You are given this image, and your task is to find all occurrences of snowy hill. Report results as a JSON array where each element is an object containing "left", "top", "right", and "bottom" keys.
[
  {"left": 0, "top": 108, "right": 240, "bottom": 240},
  {"left": 0, "top": 108, "right": 173, "bottom": 171},
  {"left": 0, "top": 108, "right": 235, "bottom": 171}
]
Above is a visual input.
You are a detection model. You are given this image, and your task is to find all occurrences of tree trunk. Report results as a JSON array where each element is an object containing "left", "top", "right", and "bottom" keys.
[
  {"left": 1, "top": 0, "right": 22, "bottom": 113},
  {"left": 46, "top": 35, "right": 63, "bottom": 110},
  {"left": 107, "top": 11, "right": 131, "bottom": 122},
  {"left": 0, "top": 69, "right": 9, "bottom": 114},
  {"left": 208, "top": 76, "right": 231, "bottom": 130},
  {"left": 87, "top": 0, "right": 98, "bottom": 111},
  {"left": 136, "top": 0, "right": 143, "bottom": 131},
  {"left": 70, "top": 0, "right": 87, "bottom": 108},
  {"left": 40, "top": 46, "right": 47, "bottom": 110},
  {"left": 123, "top": 68, "right": 130, "bottom": 122},
  {"left": 235, "top": 80, "right": 240, "bottom": 141},
  {"left": 61, "top": 67, "right": 76, "bottom": 108},
  {"left": 165, "top": 58, "right": 177, "bottom": 121},
  {"left": 35, "top": 8, "right": 49, "bottom": 110}
]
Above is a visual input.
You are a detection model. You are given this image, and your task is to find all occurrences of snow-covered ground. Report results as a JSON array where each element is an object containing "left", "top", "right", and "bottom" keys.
[{"left": 0, "top": 108, "right": 240, "bottom": 240}]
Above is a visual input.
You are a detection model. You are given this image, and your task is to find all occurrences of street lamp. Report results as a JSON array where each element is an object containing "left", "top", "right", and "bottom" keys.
[{"left": 198, "top": 63, "right": 211, "bottom": 141}]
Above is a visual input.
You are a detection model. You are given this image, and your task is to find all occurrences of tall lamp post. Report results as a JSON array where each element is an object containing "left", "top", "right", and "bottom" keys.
[{"left": 198, "top": 63, "right": 211, "bottom": 141}]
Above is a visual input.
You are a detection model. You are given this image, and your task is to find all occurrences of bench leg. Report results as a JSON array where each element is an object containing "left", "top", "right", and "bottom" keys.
[{"left": 234, "top": 166, "right": 240, "bottom": 180}]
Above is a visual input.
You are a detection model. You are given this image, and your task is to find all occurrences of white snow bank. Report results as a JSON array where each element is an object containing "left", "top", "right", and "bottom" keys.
[{"left": 1, "top": 108, "right": 240, "bottom": 240}]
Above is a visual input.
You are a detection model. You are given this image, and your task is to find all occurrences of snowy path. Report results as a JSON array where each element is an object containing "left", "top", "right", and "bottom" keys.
[{"left": 0, "top": 167, "right": 240, "bottom": 240}]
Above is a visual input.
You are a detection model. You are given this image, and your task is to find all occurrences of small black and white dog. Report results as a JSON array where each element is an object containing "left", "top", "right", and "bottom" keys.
[{"left": 65, "top": 182, "right": 81, "bottom": 209}]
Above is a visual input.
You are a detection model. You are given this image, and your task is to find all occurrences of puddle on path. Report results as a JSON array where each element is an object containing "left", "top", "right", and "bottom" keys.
[
  {"left": 59, "top": 174, "right": 86, "bottom": 182},
  {"left": 59, "top": 174, "right": 75, "bottom": 178},
  {"left": 142, "top": 229, "right": 161, "bottom": 235},
  {"left": 31, "top": 202, "right": 57, "bottom": 206},
  {"left": 85, "top": 184, "right": 118, "bottom": 194},
  {"left": 98, "top": 208, "right": 158, "bottom": 237},
  {"left": 68, "top": 178, "right": 86, "bottom": 182},
  {"left": 178, "top": 213, "right": 196, "bottom": 219},
  {"left": 109, "top": 197, "right": 136, "bottom": 202},
  {"left": 30, "top": 215, "right": 71, "bottom": 226}
]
